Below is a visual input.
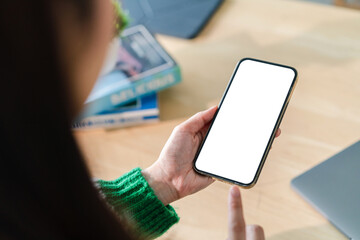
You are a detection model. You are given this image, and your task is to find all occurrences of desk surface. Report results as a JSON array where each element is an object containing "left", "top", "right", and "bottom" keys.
[{"left": 75, "top": 0, "right": 360, "bottom": 239}]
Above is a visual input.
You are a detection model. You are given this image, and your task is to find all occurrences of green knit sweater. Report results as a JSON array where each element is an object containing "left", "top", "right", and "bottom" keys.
[{"left": 96, "top": 168, "right": 179, "bottom": 239}]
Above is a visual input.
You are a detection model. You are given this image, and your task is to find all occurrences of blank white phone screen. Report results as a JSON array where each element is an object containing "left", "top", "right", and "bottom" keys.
[{"left": 195, "top": 59, "right": 295, "bottom": 185}]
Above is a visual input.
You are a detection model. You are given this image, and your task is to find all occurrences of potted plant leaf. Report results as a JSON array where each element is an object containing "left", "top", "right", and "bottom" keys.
[{"left": 100, "top": 0, "right": 128, "bottom": 76}]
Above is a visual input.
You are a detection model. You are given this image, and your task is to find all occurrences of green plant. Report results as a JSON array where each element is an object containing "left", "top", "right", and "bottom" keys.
[{"left": 113, "top": 0, "right": 129, "bottom": 37}]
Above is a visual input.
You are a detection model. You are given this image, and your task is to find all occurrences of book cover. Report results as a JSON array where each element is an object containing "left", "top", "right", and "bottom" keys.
[
  {"left": 73, "top": 93, "right": 159, "bottom": 130},
  {"left": 79, "top": 25, "right": 181, "bottom": 119}
]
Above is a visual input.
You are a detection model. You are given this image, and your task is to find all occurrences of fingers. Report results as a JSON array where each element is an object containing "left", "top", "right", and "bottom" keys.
[
  {"left": 270, "top": 128, "right": 281, "bottom": 149},
  {"left": 275, "top": 128, "right": 281, "bottom": 138},
  {"left": 178, "top": 106, "right": 218, "bottom": 134},
  {"left": 227, "top": 187, "right": 265, "bottom": 240},
  {"left": 228, "top": 186, "right": 246, "bottom": 240},
  {"left": 246, "top": 225, "right": 265, "bottom": 240}
]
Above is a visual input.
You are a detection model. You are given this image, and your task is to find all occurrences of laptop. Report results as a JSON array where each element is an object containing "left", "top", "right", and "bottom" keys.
[
  {"left": 120, "top": 0, "right": 224, "bottom": 39},
  {"left": 291, "top": 140, "right": 360, "bottom": 240}
]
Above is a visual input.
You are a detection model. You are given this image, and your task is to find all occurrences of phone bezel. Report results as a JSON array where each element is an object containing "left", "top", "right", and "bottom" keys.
[{"left": 193, "top": 58, "right": 298, "bottom": 188}]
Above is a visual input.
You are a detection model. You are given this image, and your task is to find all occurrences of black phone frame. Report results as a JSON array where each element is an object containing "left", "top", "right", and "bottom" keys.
[{"left": 193, "top": 57, "right": 298, "bottom": 188}]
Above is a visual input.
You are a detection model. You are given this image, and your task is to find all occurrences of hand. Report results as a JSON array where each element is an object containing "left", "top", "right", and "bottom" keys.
[
  {"left": 228, "top": 186, "right": 265, "bottom": 240},
  {"left": 142, "top": 106, "right": 282, "bottom": 206},
  {"left": 142, "top": 106, "right": 218, "bottom": 205}
]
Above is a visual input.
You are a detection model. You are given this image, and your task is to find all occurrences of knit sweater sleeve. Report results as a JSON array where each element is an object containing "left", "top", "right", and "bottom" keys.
[{"left": 95, "top": 168, "right": 179, "bottom": 239}]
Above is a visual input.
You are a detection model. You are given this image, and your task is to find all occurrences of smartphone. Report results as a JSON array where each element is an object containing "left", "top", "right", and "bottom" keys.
[{"left": 193, "top": 58, "right": 298, "bottom": 188}]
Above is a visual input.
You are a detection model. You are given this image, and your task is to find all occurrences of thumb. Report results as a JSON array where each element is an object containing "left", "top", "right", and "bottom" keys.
[{"left": 178, "top": 106, "right": 217, "bottom": 133}]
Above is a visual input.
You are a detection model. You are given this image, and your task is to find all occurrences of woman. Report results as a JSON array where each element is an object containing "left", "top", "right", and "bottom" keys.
[{"left": 0, "top": 0, "right": 277, "bottom": 239}]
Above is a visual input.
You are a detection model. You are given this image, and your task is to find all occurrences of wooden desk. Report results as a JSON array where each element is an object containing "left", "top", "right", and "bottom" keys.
[{"left": 75, "top": 0, "right": 360, "bottom": 239}]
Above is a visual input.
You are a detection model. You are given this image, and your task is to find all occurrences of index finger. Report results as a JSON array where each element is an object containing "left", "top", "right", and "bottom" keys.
[{"left": 228, "top": 186, "right": 246, "bottom": 240}]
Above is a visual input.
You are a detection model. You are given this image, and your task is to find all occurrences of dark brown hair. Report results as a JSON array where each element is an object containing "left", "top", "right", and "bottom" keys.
[{"left": 0, "top": 1, "right": 133, "bottom": 239}]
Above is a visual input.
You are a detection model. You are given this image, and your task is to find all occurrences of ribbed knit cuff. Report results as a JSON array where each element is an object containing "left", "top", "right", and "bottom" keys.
[{"left": 96, "top": 168, "right": 179, "bottom": 239}]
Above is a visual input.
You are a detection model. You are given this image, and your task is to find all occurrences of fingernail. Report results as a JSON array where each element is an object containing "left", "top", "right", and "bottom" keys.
[{"left": 231, "top": 186, "right": 240, "bottom": 197}]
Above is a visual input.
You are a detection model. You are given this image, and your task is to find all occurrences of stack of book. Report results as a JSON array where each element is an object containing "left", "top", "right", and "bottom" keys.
[{"left": 73, "top": 25, "right": 181, "bottom": 130}]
